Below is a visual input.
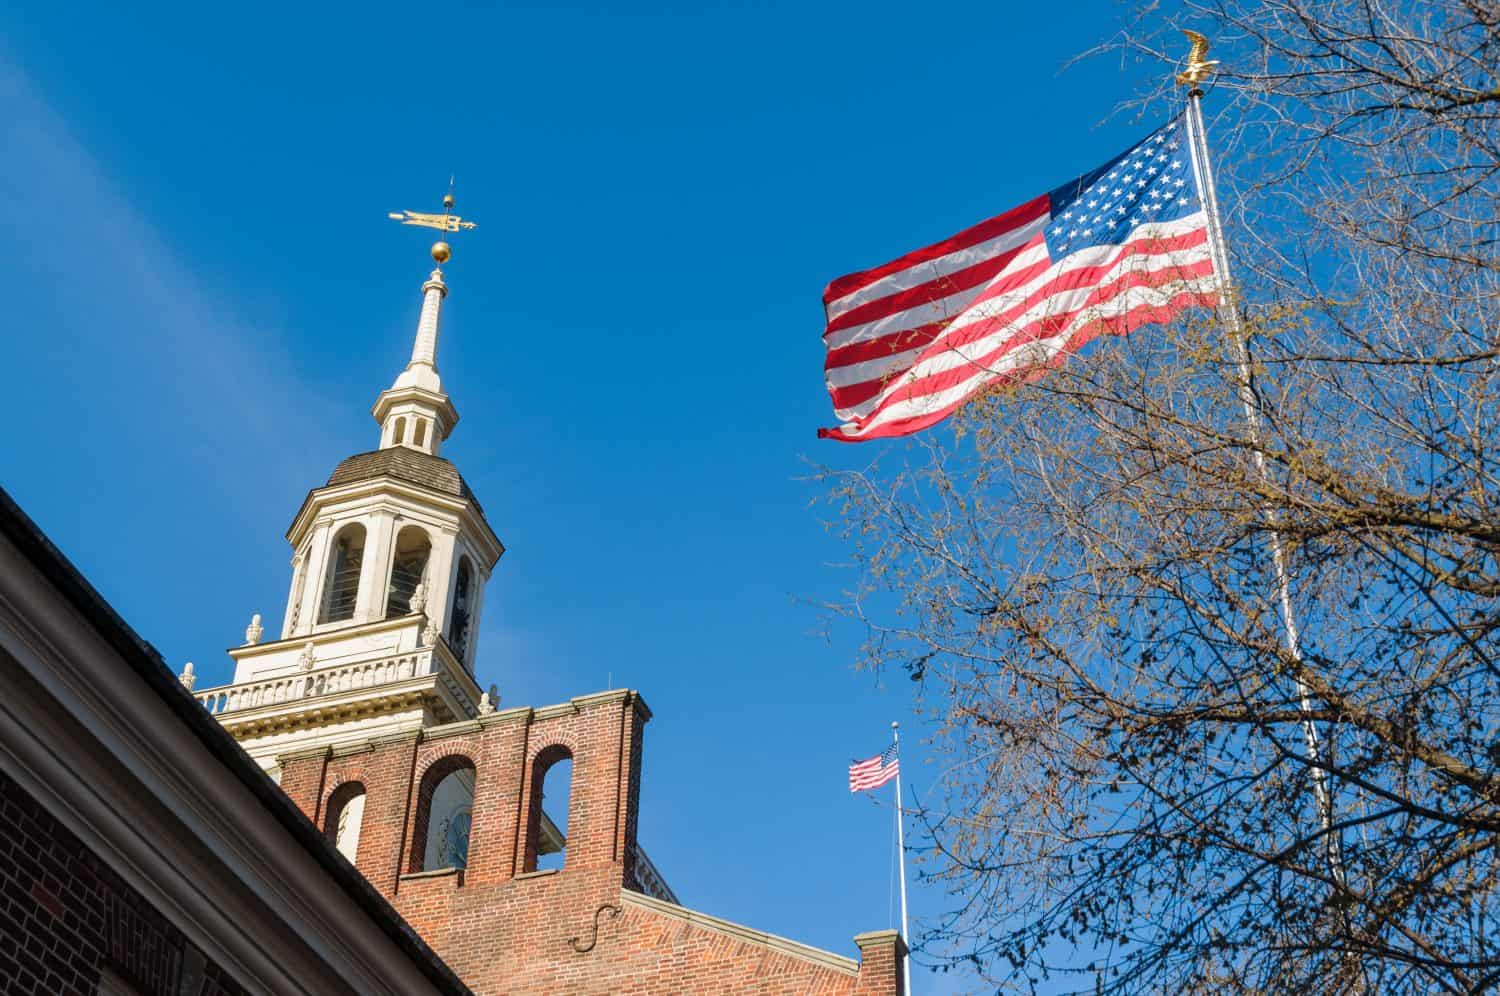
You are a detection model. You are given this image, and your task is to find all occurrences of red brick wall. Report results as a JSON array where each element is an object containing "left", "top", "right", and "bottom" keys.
[
  {"left": 277, "top": 745, "right": 329, "bottom": 819},
  {"left": 852, "top": 931, "right": 906, "bottom": 996},
  {"left": 0, "top": 768, "right": 250, "bottom": 996},
  {"left": 277, "top": 689, "right": 904, "bottom": 995}
]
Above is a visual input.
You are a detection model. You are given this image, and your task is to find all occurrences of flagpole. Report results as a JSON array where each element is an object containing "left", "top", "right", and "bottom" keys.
[
  {"left": 1178, "top": 37, "right": 1347, "bottom": 890},
  {"left": 892, "top": 721, "right": 912, "bottom": 995}
]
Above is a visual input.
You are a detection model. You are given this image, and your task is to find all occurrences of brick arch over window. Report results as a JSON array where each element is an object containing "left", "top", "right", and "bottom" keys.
[
  {"left": 524, "top": 744, "right": 575, "bottom": 873},
  {"left": 408, "top": 753, "right": 477, "bottom": 873},
  {"left": 320, "top": 770, "right": 369, "bottom": 821},
  {"left": 323, "top": 780, "right": 367, "bottom": 865}
]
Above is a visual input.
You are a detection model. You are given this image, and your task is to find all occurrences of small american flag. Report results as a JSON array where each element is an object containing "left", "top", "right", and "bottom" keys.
[
  {"left": 849, "top": 744, "right": 900, "bottom": 793},
  {"left": 820, "top": 114, "right": 1220, "bottom": 442}
]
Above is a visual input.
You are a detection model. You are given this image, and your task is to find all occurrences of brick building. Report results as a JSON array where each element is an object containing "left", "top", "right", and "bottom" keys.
[
  {"left": 2, "top": 221, "right": 905, "bottom": 994},
  {"left": 0, "top": 489, "right": 470, "bottom": 996}
]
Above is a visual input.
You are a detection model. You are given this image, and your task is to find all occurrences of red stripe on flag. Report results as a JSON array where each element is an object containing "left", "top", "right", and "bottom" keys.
[
  {"left": 823, "top": 196, "right": 1051, "bottom": 305},
  {"left": 849, "top": 758, "right": 900, "bottom": 792},
  {"left": 823, "top": 241, "right": 1035, "bottom": 337}
]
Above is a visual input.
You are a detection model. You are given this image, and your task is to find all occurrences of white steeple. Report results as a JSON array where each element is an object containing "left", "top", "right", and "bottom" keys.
[
  {"left": 190, "top": 189, "right": 501, "bottom": 776},
  {"left": 373, "top": 259, "right": 460, "bottom": 456}
]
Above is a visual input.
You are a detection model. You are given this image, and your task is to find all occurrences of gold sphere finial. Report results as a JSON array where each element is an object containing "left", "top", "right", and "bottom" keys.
[
  {"left": 443, "top": 193, "right": 455, "bottom": 209},
  {"left": 431, "top": 240, "right": 452, "bottom": 264}
]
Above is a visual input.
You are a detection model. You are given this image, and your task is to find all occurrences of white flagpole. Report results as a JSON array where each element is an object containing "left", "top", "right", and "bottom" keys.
[
  {"left": 1179, "top": 41, "right": 1347, "bottom": 890},
  {"left": 892, "top": 721, "right": 912, "bottom": 995}
]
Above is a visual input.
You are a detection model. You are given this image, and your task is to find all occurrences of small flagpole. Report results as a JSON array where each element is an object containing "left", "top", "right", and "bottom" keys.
[
  {"left": 892, "top": 721, "right": 912, "bottom": 995},
  {"left": 1178, "top": 34, "right": 1347, "bottom": 891}
]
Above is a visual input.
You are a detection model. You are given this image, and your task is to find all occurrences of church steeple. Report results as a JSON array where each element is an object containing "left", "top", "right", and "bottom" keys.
[{"left": 187, "top": 189, "right": 503, "bottom": 772}]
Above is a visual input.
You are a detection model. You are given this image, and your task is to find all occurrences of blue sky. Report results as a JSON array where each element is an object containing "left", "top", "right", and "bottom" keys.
[{"left": 0, "top": 2, "right": 1183, "bottom": 989}]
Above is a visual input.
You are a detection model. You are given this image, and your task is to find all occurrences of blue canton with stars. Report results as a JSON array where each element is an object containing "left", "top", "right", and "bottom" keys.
[{"left": 1045, "top": 115, "right": 1201, "bottom": 258}]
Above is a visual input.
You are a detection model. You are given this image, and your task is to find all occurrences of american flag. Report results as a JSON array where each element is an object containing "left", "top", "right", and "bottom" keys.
[
  {"left": 820, "top": 115, "right": 1220, "bottom": 442},
  {"left": 848, "top": 744, "right": 900, "bottom": 793}
]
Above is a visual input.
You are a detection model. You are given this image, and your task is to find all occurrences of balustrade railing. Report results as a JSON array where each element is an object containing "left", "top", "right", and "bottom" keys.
[
  {"left": 633, "top": 844, "right": 678, "bottom": 905},
  {"left": 195, "top": 650, "right": 434, "bottom": 715}
]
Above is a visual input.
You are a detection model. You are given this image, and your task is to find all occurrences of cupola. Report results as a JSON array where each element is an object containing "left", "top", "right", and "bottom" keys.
[{"left": 275, "top": 232, "right": 502, "bottom": 669}]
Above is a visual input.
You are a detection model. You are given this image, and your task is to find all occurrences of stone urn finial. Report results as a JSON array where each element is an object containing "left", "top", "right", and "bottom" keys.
[
  {"left": 299, "top": 642, "right": 316, "bottom": 670},
  {"left": 178, "top": 662, "right": 196, "bottom": 690},
  {"left": 478, "top": 683, "right": 499, "bottom": 715},
  {"left": 244, "top": 613, "right": 264, "bottom": 646}
]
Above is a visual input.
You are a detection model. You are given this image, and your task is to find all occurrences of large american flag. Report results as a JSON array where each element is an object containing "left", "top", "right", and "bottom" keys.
[
  {"left": 848, "top": 744, "right": 900, "bottom": 793},
  {"left": 820, "top": 115, "right": 1220, "bottom": 442}
]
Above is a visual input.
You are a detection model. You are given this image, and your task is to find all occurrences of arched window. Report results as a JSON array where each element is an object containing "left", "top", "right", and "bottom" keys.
[
  {"left": 393, "top": 417, "right": 407, "bottom": 445},
  {"left": 324, "top": 782, "right": 367, "bottom": 864},
  {"left": 413, "top": 758, "right": 476, "bottom": 872},
  {"left": 385, "top": 526, "right": 431, "bottom": 618},
  {"left": 447, "top": 557, "right": 474, "bottom": 659},
  {"left": 318, "top": 523, "right": 366, "bottom": 624},
  {"left": 413, "top": 420, "right": 428, "bottom": 447},
  {"left": 526, "top": 746, "right": 574, "bottom": 873}
]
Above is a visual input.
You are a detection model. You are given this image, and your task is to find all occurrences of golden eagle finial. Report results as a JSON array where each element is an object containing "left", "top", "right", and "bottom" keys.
[{"left": 1175, "top": 30, "right": 1220, "bottom": 87}]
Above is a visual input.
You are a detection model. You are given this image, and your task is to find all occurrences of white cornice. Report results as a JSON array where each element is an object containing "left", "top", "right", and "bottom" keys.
[
  {"left": 228, "top": 612, "right": 420, "bottom": 660},
  {"left": 371, "top": 385, "right": 459, "bottom": 438},
  {"left": 285, "top": 477, "right": 503, "bottom": 569}
]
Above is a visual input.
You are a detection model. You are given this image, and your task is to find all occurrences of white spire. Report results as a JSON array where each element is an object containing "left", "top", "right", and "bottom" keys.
[
  {"left": 409, "top": 269, "right": 447, "bottom": 372},
  {"left": 372, "top": 263, "right": 460, "bottom": 456}
]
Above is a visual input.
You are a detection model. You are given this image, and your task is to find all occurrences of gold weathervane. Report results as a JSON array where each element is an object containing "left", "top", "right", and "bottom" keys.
[
  {"left": 388, "top": 187, "right": 479, "bottom": 265},
  {"left": 1175, "top": 30, "right": 1220, "bottom": 89}
]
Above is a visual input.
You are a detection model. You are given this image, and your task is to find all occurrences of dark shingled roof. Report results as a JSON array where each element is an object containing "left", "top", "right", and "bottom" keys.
[{"left": 327, "top": 448, "right": 484, "bottom": 514}]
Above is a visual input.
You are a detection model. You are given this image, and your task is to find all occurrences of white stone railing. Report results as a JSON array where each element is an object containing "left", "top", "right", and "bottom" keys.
[{"left": 195, "top": 649, "right": 435, "bottom": 715}]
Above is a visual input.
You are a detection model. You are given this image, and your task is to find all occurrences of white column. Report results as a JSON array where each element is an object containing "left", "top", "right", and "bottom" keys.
[
  {"left": 354, "top": 512, "right": 394, "bottom": 623},
  {"left": 423, "top": 529, "right": 458, "bottom": 638},
  {"left": 298, "top": 523, "right": 333, "bottom": 634},
  {"left": 281, "top": 550, "right": 305, "bottom": 639},
  {"left": 462, "top": 570, "right": 487, "bottom": 670}
]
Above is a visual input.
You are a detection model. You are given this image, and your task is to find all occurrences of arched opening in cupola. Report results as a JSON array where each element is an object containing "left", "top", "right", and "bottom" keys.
[
  {"left": 385, "top": 525, "right": 431, "bottom": 618},
  {"left": 392, "top": 416, "right": 407, "bottom": 446},
  {"left": 318, "top": 523, "right": 366, "bottom": 624},
  {"left": 447, "top": 556, "right": 474, "bottom": 660}
]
